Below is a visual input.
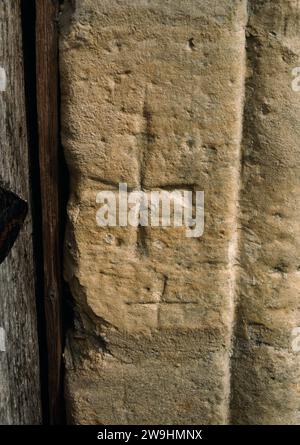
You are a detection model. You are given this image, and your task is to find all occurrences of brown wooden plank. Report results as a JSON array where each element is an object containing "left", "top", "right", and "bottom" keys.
[
  {"left": 0, "top": 0, "right": 41, "bottom": 424},
  {"left": 36, "top": 0, "right": 63, "bottom": 425}
]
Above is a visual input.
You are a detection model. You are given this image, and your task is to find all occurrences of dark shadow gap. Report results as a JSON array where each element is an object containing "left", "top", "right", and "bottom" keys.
[
  {"left": 21, "top": 0, "right": 73, "bottom": 425},
  {"left": 57, "top": 0, "right": 76, "bottom": 424},
  {"left": 21, "top": 0, "right": 49, "bottom": 425}
]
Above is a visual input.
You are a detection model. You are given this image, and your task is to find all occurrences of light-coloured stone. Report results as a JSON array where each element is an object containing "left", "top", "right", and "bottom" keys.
[
  {"left": 60, "top": 0, "right": 300, "bottom": 425},
  {"left": 230, "top": 0, "right": 300, "bottom": 425}
]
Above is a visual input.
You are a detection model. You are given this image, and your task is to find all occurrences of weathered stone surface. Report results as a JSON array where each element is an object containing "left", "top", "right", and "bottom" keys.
[
  {"left": 60, "top": 0, "right": 300, "bottom": 424},
  {"left": 230, "top": 0, "right": 300, "bottom": 425}
]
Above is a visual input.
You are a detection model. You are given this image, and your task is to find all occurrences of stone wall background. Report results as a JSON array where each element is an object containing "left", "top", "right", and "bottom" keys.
[{"left": 60, "top": 0, "right": 300, "bottom": 424}]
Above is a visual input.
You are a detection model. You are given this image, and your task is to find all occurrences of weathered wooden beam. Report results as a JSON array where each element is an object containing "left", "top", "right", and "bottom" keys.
[
  {"left": 36, "top": 0, "right": 63, "bottom": 425},
  {"left": 0, "top": 0, "right": 41, "bottom": 424}
]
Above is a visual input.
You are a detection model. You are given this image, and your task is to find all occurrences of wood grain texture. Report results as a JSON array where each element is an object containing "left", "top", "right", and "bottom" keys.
[
  {"left": 0, "top": 0, "right": 41, "bottom": 425},
  {"left": 36, "top": 0, "right": 63, "bottom": 425}
]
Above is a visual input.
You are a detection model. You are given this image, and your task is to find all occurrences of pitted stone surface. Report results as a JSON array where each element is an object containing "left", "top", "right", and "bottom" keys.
[{"left": 60, "top": 0, "right": 300, "bottom": 424}]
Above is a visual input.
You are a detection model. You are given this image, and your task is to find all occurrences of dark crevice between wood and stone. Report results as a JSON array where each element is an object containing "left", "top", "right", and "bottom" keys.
[{"left": 21, "top": 0, "right": 49, "bottom": 424}]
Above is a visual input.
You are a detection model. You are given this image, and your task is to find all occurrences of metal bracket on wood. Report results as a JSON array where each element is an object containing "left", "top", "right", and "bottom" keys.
[{"left": 0, "top": 186, "right": 28, "bottom": 265}]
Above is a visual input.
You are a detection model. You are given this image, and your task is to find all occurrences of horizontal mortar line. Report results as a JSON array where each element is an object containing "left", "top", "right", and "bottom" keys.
[
  {"left": 125, "top": 301, "right": 199, "bottom": 305},
  {"left": 83, "top": 174, "right": 200, "bottom": 192}
]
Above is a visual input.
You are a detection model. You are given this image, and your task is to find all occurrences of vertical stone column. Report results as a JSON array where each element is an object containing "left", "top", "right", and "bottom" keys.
[
  {"left": 60, "top": 0, "right": 248, "bottom": 424},
  {"left": 230, "top": 0, "right": 300, "bottom": 424}
]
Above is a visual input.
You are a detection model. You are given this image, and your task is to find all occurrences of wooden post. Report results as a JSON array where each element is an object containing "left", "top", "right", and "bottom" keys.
[
  {"left": 36, "top": 0, "right": 63, "bottom": 425},
  {"left": 0, "top": 0, "right": 41, "bottom": 424}
]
